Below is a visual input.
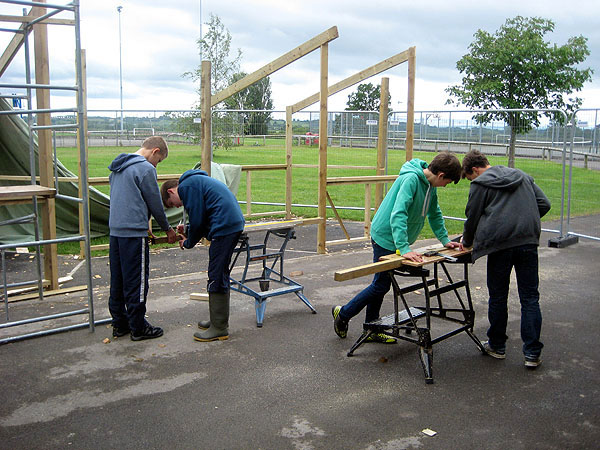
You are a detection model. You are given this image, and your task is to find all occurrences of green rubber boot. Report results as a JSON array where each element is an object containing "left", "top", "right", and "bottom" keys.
[
  {"left": 194, "top": 291, "right": 229, "bottom": 342},
  {"left": 197, "top": 320, "right": 210, "bottom": 330}
]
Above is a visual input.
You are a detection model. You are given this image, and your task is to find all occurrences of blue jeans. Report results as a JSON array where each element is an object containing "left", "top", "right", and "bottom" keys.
[
  {"left": 486, "top": 244, "right": 543, "bottom": 357},
  {"left": 339, "top": 240, "right": 395, "bottom": 323}
]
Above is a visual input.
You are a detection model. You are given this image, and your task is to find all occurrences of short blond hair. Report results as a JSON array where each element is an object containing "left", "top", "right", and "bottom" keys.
[{"left": 142, "top": 136, "right": 168, "bottom": 157}]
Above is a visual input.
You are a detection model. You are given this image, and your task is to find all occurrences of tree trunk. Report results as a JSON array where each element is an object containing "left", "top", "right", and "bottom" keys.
[{"left": 508, "top": 126, "right": 517, "bottom": 168}]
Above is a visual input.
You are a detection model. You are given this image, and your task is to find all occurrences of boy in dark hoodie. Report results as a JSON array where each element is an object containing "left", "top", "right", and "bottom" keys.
[
  {"left": 332, "top": 152, "right": 462, "bottom": 343},
  {"left": 461, "top": 150, "right": 550, "bottom": 368},
  {"left": 161, "top": 170, "right": 245, "bottom": 342},
  {"left": 108, "top": 136, "right": 177, "bottom": 341}
]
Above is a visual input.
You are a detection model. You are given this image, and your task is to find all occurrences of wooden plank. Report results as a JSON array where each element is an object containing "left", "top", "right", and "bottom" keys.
[
  {"left": 211, "top": 26, "right": 339, "bottom": 107},
  {"left": 0, "top": 15, "right": 74, "bottom": 25},
  {"left": 0, "top": 9, "right": 33, "bottom": 77},
  {"left": 405, "top": 47, "right": 416, "bottom": 161},
  {"left": 327, "top": 175, "right": 397, "bottom": 185},
  {"left": 316, "top": 43, "right": 328, "bottom": 255},
  {"left": 7, "top": 285, "right": 87, "bottom": 303},
  {"left": 285, "top": 106, "right": 293, "bottom": 219},
  {"left": 0, "top": 185, "right": 56, "bottom": 200},
  {"left": 243, "top": 219, "right": 302, "bottom": 233},
  {"left": 376, "top": 77, "right": 389, "bottom": 209},
  {"left": 201, "top": 60, "right": 211, "bottom": 176},
  {"left": 326, "top": 191, "right": 350, "bottom": 240},
  {"left": 291, "top": 48, "right": 411, "bottom": 113}
]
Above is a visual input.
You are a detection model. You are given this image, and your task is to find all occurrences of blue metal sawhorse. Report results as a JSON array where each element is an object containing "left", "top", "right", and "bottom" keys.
[{"left": 229, "top": 221, "right": 316, "bottom": 327}]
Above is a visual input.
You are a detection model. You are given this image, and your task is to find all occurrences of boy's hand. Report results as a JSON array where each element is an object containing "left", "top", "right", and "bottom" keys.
[
  {"left": 402, "top": 251, "right": 423, "bottom": 263},
  {"left": 166, "top": 228, "right": 177, "bottom": 244},
  {"left": 176, "top": 224, "right": 186, "bottom": 237},
  {"left": 444, "top": 241, "right": 461, "bottom": 250}
]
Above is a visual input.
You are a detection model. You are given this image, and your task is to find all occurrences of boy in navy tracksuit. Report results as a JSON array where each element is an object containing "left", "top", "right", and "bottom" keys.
[
  {"left": 108, "top": 136, "right": 177, "bottom": 341},
  {"left": 161, "top": 170, "right": 245, "bottom": 342}
]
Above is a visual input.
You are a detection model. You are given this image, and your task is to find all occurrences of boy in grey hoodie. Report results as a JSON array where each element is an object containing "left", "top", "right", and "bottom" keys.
[
  {"left": 108, "top": 136, "right": 177, "bottom": 341},
  {"left": 461, "top": 150, "right": 550, "bottom": 368}
]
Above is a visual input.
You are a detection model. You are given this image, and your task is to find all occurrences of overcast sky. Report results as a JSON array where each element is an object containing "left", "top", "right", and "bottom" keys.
[{"left": 1, "top": 0, "right": 599, "bottom": 114}]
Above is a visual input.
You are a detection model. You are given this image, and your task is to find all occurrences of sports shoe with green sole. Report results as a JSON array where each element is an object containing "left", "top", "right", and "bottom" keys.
[
  {"left": 365, "top": 333, "right": 396, "bottom": 344},
  {"left": 332, "top": 305, "right": 348, "bottom": 339}
]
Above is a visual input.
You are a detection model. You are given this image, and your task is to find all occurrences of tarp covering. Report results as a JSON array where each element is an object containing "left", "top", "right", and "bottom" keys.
[{"left": 0, "top": 99, "right": 241, "bottom": 245}]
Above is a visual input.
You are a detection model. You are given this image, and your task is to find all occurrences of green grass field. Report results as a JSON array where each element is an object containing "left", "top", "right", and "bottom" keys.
[{"left": 55, "top": 143, "right": 599, "bottom": 253}]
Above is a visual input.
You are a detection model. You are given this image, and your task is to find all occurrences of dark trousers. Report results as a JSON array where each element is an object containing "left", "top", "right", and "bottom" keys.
[
  {"left": 339, "top": 240, "right": 394, "bottom": 322},
  {"left": 207, "top": 231, "right": 243, "bottom": 293},
  {"left": 486, "top": 244, "right": 543, "bottom": 357},
  {"left": 109, "top": 236, "right": 149, "bottom": 333}
]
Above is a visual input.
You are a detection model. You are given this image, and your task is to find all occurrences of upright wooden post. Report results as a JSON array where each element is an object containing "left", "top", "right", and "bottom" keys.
[
  {"left": 78, "top": 49, "right": 88, "bottom": 258},
  {"left": 317, "top": 43, "right": 328, "bottom": 254},
  {"left": 33, "top": 0, "right": 58, "bottom": 289},
  {"left": 200, "top": 60, "right": 211, "bottom": 176},
  {"left": 405, "top": 47, "right": 416, "bottom": 161},
  {"left": 285, "top": 106, "right": 293, "bottom": 219},
  {"left": 375, "top": 77, "right": 389, "bottom": 210}
]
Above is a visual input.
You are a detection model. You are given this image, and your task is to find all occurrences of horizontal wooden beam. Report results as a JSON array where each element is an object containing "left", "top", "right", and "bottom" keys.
[
  {"left": 291, "top": 47, "right": 413, "bottom": 113},
  {"left": 211, "top": 26, "right": 339, "bottom": 106},
  {"left": 334, "top": 257, "right": 407, "bottom": 282},
  {"left": 327, "top": 175, "right": 397, "bottom": 185},
  {"left": 0, "top": 14, "right": 74, "bottom": 25}
]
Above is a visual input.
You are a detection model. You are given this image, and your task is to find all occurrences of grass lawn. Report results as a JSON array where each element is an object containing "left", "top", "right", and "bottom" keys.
[{"left": 55, "top": 143, "right": 599, "bottom": 253}]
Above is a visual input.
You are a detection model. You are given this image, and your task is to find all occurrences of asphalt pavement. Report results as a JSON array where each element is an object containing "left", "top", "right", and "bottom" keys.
[{"left": 0, "top": 219, "right": 599, "bottom": 449}]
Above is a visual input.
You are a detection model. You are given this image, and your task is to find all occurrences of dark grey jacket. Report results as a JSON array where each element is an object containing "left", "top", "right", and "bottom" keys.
[
  {"left": 108, "top": 153, "right": 171, "bottom": 237},
  {"left": 462, "top": 166, "right": 551, "bottom": 261}
]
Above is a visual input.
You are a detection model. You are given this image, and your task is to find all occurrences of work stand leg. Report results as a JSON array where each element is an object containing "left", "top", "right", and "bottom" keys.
[
  {"left": 295, "top": 291, "right": 317, "bottom": 314},
  {"left": 347, "top": 330, "right": 373, "bottom": 357},
  {"left": 417, "top": 328, "right": 434, "bottom": 384},
  {"left": 255, "top": 299, "right": 267, "bottom": 328}
]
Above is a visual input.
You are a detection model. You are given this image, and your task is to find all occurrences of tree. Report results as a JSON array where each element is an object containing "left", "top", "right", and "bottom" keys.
[
  {"left": 446, "top": 16, "right": 592, "bottom": 167},
  {"left": 184, "top": 13, "right": 242, "bottom": 97},
  {"left": 345, "top": 83, "right": 390, "bottom": 111},
  {"left": 224, "top": 72, "right": 274, "bottom": 135}
]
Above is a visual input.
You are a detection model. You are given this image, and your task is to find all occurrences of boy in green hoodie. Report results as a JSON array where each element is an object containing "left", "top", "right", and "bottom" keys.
[{"left": 332, "top": 151, "right": 462, "bottom": 342}]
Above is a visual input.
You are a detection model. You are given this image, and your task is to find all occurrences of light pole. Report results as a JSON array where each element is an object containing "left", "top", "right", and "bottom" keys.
[{"left": 117, "top": 6, "right": 124, "bottom": 141}]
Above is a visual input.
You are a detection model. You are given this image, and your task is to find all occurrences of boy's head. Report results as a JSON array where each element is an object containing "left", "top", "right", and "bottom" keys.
[
  {"left": 161, "top": 179, "right": 182, "bottom": 208},
  {"left": 461, "top": 150, "right": 490, "bottom": 181},
  {"left": 428, "top": 151, "right": 461, "bottom": 185},
  {"left": 139, "top": 136, "right": 169, "bottom": 167}
]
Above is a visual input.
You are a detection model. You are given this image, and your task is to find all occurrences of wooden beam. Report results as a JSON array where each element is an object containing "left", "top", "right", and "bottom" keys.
[
  {"left": 405, "top": 47, "right": 416, "bottom": 161},
  {"left": 0, "top": 185, "right": 55, "bottom": 200},
  {"left": 200, "top": 60, "right": 211, "bottom": 176},
  {"left": 327, "top": 175, "right": 397, "bottom": 185},
  {"left": 211, "top": 26, "right": 339, "bottom": 107},
  {"left": 326, "top": 191, "right": 350, "bottom": 240},
  {"left": 291, "top": 48, "right": 411, "bottom": 113},
  {"left": 334, "top": 257, "right": 407, "bottom": 282},
  {"left": 285, "top": 106, "right": 293, "bottom": 219},
  {"left": 376, "top": 77, "right": 389, "bottom": 209},
  {"left": 316, "top": 43, "right": 328, "bottom": 254},
  {"left": 33, "top": 0, "right": 59, "bottom": 290},
  {"left": 0, "top": 14, "right": 73, "bottom": 25},
  {"left": 0, "top": 9, "right": 33, "bottom": 77}
]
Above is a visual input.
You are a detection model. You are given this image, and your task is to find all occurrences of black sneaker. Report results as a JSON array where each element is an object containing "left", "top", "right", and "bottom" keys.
[
  {"left": 524, "top": 354, "right": 542, "bottom": 369},
  {"left": 112, "top": 326, "right": 130, "bottom": 338},
  {"left": 481, "top": 341, "right": 506, "bottom": 359},
  {"left": 130, "top": 324, "right": 164, "bottom": 341},
  {"left": 332, "top": 305, "right": 348, "bottom": 339}
]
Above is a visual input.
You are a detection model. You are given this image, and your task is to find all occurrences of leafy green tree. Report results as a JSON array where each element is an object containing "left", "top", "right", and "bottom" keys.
[
  {"left": 184, "top": 13, "right": 242, "bottom": 98},
  {"left": 446, "top": 16, "right": 592, "bottom": 167},
  {"left": 345, "top": 83, "right": 390, "bottom": 111},
  {"left": 224, "top": 72, "right": 274, "bottom": 136}
]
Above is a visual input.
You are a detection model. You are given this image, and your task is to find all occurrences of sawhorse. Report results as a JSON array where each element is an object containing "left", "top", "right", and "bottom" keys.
[
  {"left": 335, "top": 248, "right": 485, "bottom": 384},
  {"left": 229, "top": 221, "right": 316, "bottom": 327}
]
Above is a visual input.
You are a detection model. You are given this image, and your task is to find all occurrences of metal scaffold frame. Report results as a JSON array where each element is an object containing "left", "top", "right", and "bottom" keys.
[{"left": 0, "top": 0, "right": 106, "bottom": 344}]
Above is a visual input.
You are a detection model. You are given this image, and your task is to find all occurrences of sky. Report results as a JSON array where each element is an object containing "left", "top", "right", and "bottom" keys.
[{"left": 1, "top": 0, "right": 599, "bottom": 115}]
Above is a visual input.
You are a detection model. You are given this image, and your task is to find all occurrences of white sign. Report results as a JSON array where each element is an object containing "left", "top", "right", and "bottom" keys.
[
  {"left": 366, "top": 119, "right": 378, "bottom": 125},
  {"left": 390, "top": 120, "right": 399, "bottom": 125},
  {"left": 193, "top": 118, "right": 202, "bottom": 124}
]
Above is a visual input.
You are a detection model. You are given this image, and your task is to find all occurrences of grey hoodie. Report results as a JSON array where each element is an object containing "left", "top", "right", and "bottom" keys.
[
  {"left": 462, "top": 166, "right": 551, "bottom": 261},
  {"left": 108, "top": 153, "right": 171, "bottom": 237}
]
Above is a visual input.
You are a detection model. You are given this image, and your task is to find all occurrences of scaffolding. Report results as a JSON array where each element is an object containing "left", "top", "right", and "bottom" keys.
[{"left": 0, "top": 0, "right": 104, "bottom": 344}]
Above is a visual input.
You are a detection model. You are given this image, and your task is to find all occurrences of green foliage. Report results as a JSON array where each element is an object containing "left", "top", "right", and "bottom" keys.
[
  {"left": 224, "top": 72, "right": 274, "bottom": 135},
  {"left": 346, "top": 83, "right": 390, "bottom": 111},
  {"left": 446, "top": 16, "right": 593, "bottom": 167},
  {"left": 183, "top": 13, "right": 242, "bottom": 100}
]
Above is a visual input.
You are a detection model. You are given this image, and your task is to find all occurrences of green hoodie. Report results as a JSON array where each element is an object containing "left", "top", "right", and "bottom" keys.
[{"left": 371, "top": 159, "right": 450, "bottom": 254}]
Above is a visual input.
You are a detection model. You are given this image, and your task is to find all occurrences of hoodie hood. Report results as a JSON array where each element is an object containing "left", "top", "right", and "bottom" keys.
[
  {"left": 108, "top": 153, "right": 147, "bottom": 173},
  {"left": 472, "top": 165, "right": 524, "bottom": 192},
  {"left": 398, "top": 158, "right": 429, "bottom": 184},
  {"left": 179, "top": 169, "right": 209, "bottom": 184}
]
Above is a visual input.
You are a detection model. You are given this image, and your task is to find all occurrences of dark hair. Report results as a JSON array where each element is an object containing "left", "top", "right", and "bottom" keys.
[
  {"left": 428, "top": 151, "right": 461, "bottom": 184},
  {"left": 461, "top": 150, "right": 490, "bottom": 179},
  {"left": 142, "top": 136, "right": 169, "bottom": 158},
  {"left": 160, "top": 179, "right": 179, "bottom": 207}
]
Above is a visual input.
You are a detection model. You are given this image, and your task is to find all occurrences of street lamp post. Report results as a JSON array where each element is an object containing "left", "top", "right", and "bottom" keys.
[{"left": 117, "top": 6, "right": 124, "bottom": 144}]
